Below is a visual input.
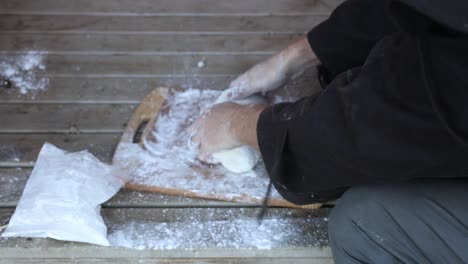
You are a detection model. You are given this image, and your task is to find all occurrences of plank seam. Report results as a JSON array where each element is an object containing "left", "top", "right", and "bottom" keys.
[
  {"left": 0, "top": 30, "right": 307, "bottom": 35},
  {"left": 0, "top": 11, "right": 330, "bottom": 17},
  {"left": 0, "top": 31, "right": 303, "bottom": 36},
  {"left": 34, "top": 73, "right": 313, "bottom": 78},
  {"left": 41, "top": 74, "right": 237, "bottom": 78},
  {"left": 0, "top": 100, "right": 140, "bottom": 104},
  {"left": 0, "top": 51, "right": 276, "bottom": 56},
  {"left": 0, "top": 129, "right": 124, "bottom": 134}
]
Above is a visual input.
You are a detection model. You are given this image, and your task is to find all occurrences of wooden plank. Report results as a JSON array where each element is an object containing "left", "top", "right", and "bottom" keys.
[
  {"left": 0, "top": 76, "right": 231, "bottom": 102},
  {"left": 0, "top": 15, "right": 326, "bottom": 33},
  {"left": 0, "top": 259, "right": 333, "bottom": 264},
  {"left": 0, "top": 168, "right": 258, "bottom": 208},
  {"left": 0, "top": 208, "right": 331, "bottom": 258},
  {"left": 0, "top": 70, "right": 319, "bottom": 102},
  {"left": 0, "top": 80, "right": 320, "bottom": 130},
  {"left": 0, "top": 33, "right": 301, "bottom": 53},
  {"left": 0, "top": 0, "right": 334, "bottom": 14},
  {"left": 1, "top": 54, "right": 268, "bottom": 76},
  {"left": 0, "top": 134, "right": 120, "bottom": 163},
  {"left": 0, "top": 104, "right": 135, "bottom": 131}
]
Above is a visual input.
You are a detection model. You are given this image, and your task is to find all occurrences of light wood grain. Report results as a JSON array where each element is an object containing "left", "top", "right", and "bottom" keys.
[
  {"left": 0, "top": 104, "right": 135, "bottom": 131},
  {"left": 0, "top": 134, "right": 120, "bottom": 163}
]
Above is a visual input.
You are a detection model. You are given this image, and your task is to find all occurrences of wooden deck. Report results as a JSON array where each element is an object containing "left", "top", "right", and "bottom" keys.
[{"left": 0, "top": 0, "right": 341, "bottom": 263}]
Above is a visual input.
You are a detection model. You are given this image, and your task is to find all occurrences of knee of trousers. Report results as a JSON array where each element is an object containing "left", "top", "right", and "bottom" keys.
[{"left": 327, "top": 184, "right": 405, "bottom": 249}]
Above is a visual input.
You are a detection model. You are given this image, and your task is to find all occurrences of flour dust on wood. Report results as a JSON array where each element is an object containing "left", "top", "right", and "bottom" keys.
[
  {"left": 107, "top": 208, "right": 329, "bottom": 250},
  {"left": 0, "top": 51, "right": 48, "bottom": 95}
]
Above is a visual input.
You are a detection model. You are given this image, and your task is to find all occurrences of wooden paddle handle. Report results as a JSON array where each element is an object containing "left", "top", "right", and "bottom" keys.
[{"left": 121, "top": 87, "right": 169, "bottom": 146}]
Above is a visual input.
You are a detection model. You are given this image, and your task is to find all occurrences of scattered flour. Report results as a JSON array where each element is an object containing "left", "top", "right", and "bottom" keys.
[
  {"left": 114, "top": 89, "right": 283, "bottom": 203},
  {"left": 107, "top": 208, "right": 329, "bottom": 250},
  {"left": 0, "top": 145, "right": 21, "bottom": 162},
  {"left": 0, "top": 51, "right": 48, "bottom": 94}
]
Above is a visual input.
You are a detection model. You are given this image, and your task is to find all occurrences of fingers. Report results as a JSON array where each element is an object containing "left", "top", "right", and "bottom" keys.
[
  {"left": 188, "top": 102, "right": 240, "bottom": 161},
  {"left": 197, "top": 150, "right": 216, "bottom": 164},
  {"left": 188, "top": 113, "right": 213, "bottom": 161},
  {"left": 188, "top": 127, "right": 215, "bottom": 163}
]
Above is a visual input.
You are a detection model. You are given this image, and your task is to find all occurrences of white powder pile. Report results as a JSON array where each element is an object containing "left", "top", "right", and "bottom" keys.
[
  {"left": 107, "top": 208, "right": 329, "bottom": 250},
  {"left": 0, "top": 51, "right": 49, "bottom": 94},
  {"left": 114, "top": 89, "right": 285, "bottom": 203}
]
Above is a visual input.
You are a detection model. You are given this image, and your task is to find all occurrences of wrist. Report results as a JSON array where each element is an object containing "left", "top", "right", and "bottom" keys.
[{"left": 231, "top": 104, "right": 267, "bottom": 149}]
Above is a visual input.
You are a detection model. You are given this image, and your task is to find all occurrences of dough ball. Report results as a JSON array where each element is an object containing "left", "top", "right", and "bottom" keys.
[{"left": 212, "top": 146, "right": 260, "bottom": 174}]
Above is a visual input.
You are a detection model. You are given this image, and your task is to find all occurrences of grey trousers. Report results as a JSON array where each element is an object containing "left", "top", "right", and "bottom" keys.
[{"left": 328, "top": 179, "right": 468, "bottom": 264}]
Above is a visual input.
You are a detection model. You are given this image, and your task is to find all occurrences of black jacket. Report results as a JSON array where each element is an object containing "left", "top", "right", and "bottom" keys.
[{"left": 257, "top": 0, "right": 468, "bottom": 204}]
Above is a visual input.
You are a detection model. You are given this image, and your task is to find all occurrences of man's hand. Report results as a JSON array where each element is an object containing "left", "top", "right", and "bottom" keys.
[
  {"left": 190, "top": 102, "right": 266, "bottom": 161},
  {"left": 225, "top": 36, "right": 319, "bottom": 100}
]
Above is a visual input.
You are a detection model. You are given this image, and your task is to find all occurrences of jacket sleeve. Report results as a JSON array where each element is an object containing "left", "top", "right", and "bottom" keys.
[
  {"left": 308, "top": 0, "right": 396, "bottom": 78},
  {"left": 257, "top": 32, "right": 467, "bottom": 204}
]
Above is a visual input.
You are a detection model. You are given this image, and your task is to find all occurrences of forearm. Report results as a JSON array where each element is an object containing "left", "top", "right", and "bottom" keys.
[{"left": 277, "top": 36, "right": 320, "bottom": 80}]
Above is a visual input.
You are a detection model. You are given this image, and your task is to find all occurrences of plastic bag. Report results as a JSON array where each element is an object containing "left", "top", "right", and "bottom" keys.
[{"left": 1, "top": 143, "right": 124, "bottom": 246}]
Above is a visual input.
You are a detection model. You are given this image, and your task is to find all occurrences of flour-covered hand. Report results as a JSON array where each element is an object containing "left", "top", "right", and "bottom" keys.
[
  {"left": 224, "top": 36, "right": 319, "bottom": 101},
  {"left": 225, "top": 55, "right": 288, "bottom": 101},
  {"left": 190, "top": 102, "right": 241, "bottom": 160},
  {"left": 190, "top": 102, "right": 266, "bottom": 162}
]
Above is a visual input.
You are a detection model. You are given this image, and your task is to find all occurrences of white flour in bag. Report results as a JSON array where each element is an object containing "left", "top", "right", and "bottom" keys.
[
  {"left": 2, "top": 143, "right": 124, "bottom": 246},
  {"left": 114, "top": 89, "right": 295, "bottom": 201}
]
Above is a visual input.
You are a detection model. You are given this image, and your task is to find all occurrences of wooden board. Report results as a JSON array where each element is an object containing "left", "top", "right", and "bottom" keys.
[{"left": 113, "top": 88, "right": 321, "bottom": 209}]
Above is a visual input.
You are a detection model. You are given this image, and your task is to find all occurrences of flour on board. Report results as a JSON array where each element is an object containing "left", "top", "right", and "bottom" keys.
[
  {"left": 0, "top": 51, "right": 48, "bottom": 94},
  {"left": 114, "top": 89, "right": 286, "bottom": 202}
]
